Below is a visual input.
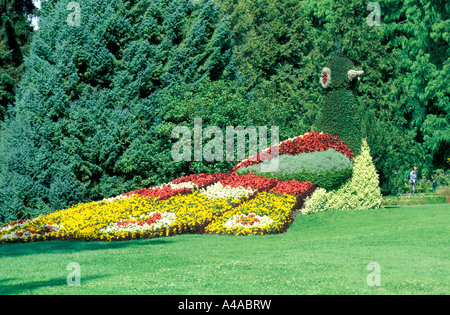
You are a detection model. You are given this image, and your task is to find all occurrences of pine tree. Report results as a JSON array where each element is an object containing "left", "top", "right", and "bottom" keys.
[
  {"left": 0, "top": 0, "right": 235, "bottom": 222},
  {"left": 0, "top": 0, "right": 35, "bottom": 121}
]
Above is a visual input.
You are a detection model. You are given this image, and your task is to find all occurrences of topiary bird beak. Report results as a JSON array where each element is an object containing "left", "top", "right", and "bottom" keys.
[{"left": 347, "top": 70, "right": 364, "bottom": 81}]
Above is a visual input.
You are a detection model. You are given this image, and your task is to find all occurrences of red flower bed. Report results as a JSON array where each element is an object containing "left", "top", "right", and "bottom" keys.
[
  {"left": 271, "top": 180, "right": 315, "bottom": 196},
  {"left": 117, "top": 212, "right": 163, "bottom": 228},
  {"left": 218, "top": 173, "right": 278, "bottom": 192},
  {"left": 16, "top": 230, "right": 41, "bottom": 237},
  {"left": 233, "top": 131, "right": 353, "bottom": 171},
  {"left": 1, "top": 219, "right": 32, "bottom": 228},
  {"left": 122, "top": 186, "right": 192, "bottom": 200}
]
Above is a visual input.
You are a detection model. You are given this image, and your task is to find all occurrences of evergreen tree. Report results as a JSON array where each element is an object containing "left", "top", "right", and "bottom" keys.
[
  {"left": 0, "top": 0, "right": 235, "bottom": 222},
  {"left": 0, "top": 0, "right": 35, "bottom": 121}
]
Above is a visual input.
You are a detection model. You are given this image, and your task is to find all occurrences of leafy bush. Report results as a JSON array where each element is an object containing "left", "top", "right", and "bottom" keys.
[
  {"left": 302, "top": 140, "right": 382, "bottom": 213},
  {"left": 300, "top": 188, "right": 328, "bottom": 215},
  {"left": 237, "top": 149, "right": 353, "bottom": 190},
  {"left": 324, "top": 140, "right": 382, "bottom": 211}
]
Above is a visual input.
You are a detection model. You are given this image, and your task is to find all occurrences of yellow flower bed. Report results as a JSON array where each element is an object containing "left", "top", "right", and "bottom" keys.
[
  {"left": 205, "top": 192, "right": 297, "bottom": 236},
  {"left": 150, "top": 191, "right": 240, "bottom": 234},
  {"left": 0, "top": 191, "right": 244, "bottom": 243}
]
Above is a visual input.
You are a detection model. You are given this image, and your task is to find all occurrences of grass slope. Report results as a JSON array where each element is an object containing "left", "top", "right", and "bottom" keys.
[{"left": 0, "top": 204, "right": 449, "bottom": 295}]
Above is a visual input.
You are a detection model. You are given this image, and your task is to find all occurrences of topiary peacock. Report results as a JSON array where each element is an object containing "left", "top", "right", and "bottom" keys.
[{"left": 317, "top": 56, "right": 364, "bottom": 155}]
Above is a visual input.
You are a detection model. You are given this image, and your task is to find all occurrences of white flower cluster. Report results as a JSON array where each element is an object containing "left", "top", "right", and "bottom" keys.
[
  {"left": 224, "top": 213, "right": 274, "bottom": 229},
  {"left": 102, "top": 194, "right": 134, "bottom": 203},
  {"left": 1, "top": 231, "right": 28, "bottom": 241},
  {"left": 0, "top": 223, "right": 64, "bottom": 241},
  {"left": 199, "top": 182, "right": 256, "bottom": 200},
  {"left": 99, "top": 212, "right": 176, "bottom": 234},
  {"left": 45, "top": 224, "right": 63, "bottom": 233},
  {"left": 0, "top": 218, "right": 36, "bottom": 233},
  {"left": 168, "top": 182, "right": 198, "bottom": 190}
]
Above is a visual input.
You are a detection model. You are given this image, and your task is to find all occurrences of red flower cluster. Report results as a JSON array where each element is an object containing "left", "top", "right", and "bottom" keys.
[
  {"left": 323, "top": 72, "right": 329, "bottom": 84},
  {"left": 123, "top": 186, "right": 191, "bottom": 200},
  {"left": 16, "top": 230, "right": 41, "bottom": 237},
  {"left": 172, "top": 172, "right": 229, "bottom": 187},
  {"left": 117, "top": 212, "right": 162, "bottom": 228},
  {"left": 236, "top": 214, "right": 260, "bottom": 226},
  {"left": 1, "top": 219, "right": 30, "bottom": 228},
  {"left": 271, "top": 180, "right": 315, "bottom": 196},
  {"left": 233, "top": 131, "right": 353, "bottom": 171},
  {"left": 219, "top": 173, "right": 278, "bottom": 191}
]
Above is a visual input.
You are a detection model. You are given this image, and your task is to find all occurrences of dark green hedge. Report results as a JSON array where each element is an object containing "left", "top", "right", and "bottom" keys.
[{"left": 382, "top": 195, "right": 447, "bottom": 206}]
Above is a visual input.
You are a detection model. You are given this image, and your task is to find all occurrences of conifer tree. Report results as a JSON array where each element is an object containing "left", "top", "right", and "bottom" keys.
[
  {"left": 0, "top": 0, "right": 35, "bottom": 121},
  {"left": 0, "top": 0, "right": 235, "bottom": 222}
]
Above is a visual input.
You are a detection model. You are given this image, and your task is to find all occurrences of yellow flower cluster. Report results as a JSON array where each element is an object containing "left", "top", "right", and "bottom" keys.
[{"left": 205, "top": 192, "right": 297, "bottom": 236}]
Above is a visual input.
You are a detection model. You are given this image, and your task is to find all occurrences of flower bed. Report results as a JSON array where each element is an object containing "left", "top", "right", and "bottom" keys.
[
  {"left": 205, "top": 192, "right": 297, "bottom": 236},
  {"left": 0, "top": 170, "right": 319, "bottom": 243},
  {"left": 233, "top": 131, "right": 353, "bottom": 171},
  {"left": 122, "top": 186, "right": 192, "bottom": 200},
  {"left": 0, "top": 217, "right": 63, "bottom": 243},
  {"left": 271, "top": 180, "right": 315, "bottom": 196},
  {"left": 224, "top": 213, "right": 274, "bottom": 229},
  {"left": 218, "top": 172, "right": 278, "bottom": 191},
  {"left": 0, "top": 218, "right": 37, "bottom": 233},
  {"left": 199, "top": 182, "right": 257, "bottom": 200},
  {"left": 98, "top": 211, "right": 177, "bottom": 241}
]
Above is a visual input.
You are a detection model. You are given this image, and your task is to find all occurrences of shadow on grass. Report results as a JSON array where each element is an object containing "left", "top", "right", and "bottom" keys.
[
  {"left": 0, "top": 274, "right": 106, "bottom": 295},
  {"left": 0, "top": 237, "right": 175, "bottom": 258}
]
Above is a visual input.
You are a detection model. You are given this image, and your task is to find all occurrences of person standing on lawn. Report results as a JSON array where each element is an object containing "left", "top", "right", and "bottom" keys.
[
  {"left": 409, "top": 167, "right": 419, "bottom": 194},
  {"left": 432, "top": 180, "right": 437, "bottom": 193}
]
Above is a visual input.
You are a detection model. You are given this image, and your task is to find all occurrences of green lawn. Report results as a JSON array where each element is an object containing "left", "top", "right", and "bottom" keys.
[{"left": 1, "top": 204, "right": 449, "bottom": 295}]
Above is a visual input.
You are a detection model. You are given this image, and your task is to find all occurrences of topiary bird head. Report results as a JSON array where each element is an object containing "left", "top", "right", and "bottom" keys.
[{"left": 320, "top": 57, "right": 364, "bottom": 90}]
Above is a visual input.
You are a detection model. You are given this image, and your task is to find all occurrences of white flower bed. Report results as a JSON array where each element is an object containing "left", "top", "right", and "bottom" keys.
[
  {"left": 168, "top": 182, "right": 198, "bottom": 190},
  {"left": 224, "top": 213, "right": 274, "bottom": 229},
  {"left": 199, "top": 182, "right": 256, "bottom": 200},
  {"left": 99, "top": 212, "right": 176, "bottom": 234},
  {"left": 0, "top": 224, "right": 63, "bottom": 241},
  {"left": 0, "top": 218, "right": 36, "bottom": 233},
  {"left": 102, "top": 194, "right": 134, "bottom": 203}
]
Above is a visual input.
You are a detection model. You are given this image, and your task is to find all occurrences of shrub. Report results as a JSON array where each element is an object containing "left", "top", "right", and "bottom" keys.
[
  {"left": 300, "top": 188, "right": 328, "bottom": 215},
  {"left": 324, "top": 139, "right": 382, "bottom": 211},
  {"left": 237, "top": 149, "right": 353, "bottom": 190}
]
